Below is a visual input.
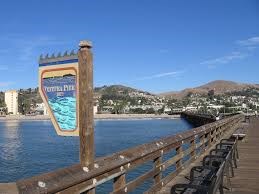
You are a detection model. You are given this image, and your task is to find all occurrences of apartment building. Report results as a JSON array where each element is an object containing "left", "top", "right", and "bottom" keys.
[{"left": 5, "top": 90, "right": 18, "bottom": 115}]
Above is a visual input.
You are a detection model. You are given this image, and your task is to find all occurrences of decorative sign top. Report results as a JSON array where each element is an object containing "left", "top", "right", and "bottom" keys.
[
  {"left": 39, "top": 50, "right": 78, "bottom": 66},
  {"left": 39, "top": 51, "right": 79, "bottom": 136}
]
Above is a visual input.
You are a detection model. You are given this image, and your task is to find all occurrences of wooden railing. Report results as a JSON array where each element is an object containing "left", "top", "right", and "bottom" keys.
[{"left": 0, "top": 115, "right": 243, "bottom": 194}]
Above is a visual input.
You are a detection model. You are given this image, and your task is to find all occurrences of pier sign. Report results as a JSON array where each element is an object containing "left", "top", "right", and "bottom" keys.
[{"left": 39, "top": 52, "right": 79, "bottom": 136}]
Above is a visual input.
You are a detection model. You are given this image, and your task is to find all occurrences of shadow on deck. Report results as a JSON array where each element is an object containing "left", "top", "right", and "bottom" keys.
[
  {"left": 225, "top": 117, "right": 259, "bottom": 194},
  {"left": 157, "top": 117, "right": 259, "bottom": 194}
]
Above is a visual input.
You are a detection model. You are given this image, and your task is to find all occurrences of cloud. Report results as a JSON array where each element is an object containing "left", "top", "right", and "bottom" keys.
[
  {"left": 0, "top": 35, "right": 69, "bottom": 63},
  {"left": 207, "top": 64, "right": 216, "bottom": 69},
  {"left": 133, "top": 70, "right": 184, "bottom": 81},
  {"left": 0, "top": 49, "right": 9, "bottom": 54},
  {"left": 16, "top": 36, "right": 68, "bottom": 62},
  {"left": 237, "top": 36, "right": 259, "bottom": 46},
  {"left": 199, "top": 36, "right": 259, "bottom": 69},
  {"left": 0, "top": 82, "right": 14, "bottom": 87},
  {"left": 159, "top": 49, "right": 169, "bottom": 53},
  {"left": 0, "top": 65, "right": 8, "bottom": 71},
  {"left": 0, "top": 35, "right": 70, "bottom": 73},
  {"left": 200, "top": 51, "right": 248, "bottom": 66}
]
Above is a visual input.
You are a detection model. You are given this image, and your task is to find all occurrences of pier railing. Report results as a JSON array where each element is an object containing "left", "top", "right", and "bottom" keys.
[{"left": 1, "top": 115, "right": 243, "bottom": 194}]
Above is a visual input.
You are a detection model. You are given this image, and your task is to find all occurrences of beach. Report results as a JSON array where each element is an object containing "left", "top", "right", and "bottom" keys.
[
  {"left": 94, "top": 113, "right": 180, "bottom": 120},
  {"left": 0, "top": 114, "right": 180, "bottom": 121}
]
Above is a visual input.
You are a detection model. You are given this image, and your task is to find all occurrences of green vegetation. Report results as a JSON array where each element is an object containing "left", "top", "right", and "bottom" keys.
[
  {"left": 0, "top": 92, "right": 5, "bottom": 107},
  {"left": 227, "top": 88, "right": 259, "bottom": 97},
  {"left": 18, "top": 88, "right": 43, "bottom": 114},
  {"left": 0, "top": 84, "right": 258, "bottom": 115}
]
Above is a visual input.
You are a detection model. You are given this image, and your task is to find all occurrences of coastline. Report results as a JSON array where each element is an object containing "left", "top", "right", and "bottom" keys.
[
  {"left": 0, "top": 115, "right": 50, "bottom": 121},
  {"left": 0, "top": 114, "right": 181, "bottom": 121},
  {"left": 94, "top": 114, "right": 180, "bottom": 120}
]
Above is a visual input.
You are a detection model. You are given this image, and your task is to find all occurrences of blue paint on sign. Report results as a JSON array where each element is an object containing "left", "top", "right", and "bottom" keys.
[
  {"left": 43, "top": 75, "right": 77, "bottom": 130},
  {"left": 39, "top": 59, "right": 78, "bottom": 67}
]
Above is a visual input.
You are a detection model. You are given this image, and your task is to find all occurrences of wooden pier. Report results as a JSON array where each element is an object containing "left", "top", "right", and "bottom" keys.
[
  {"left": 0, "top": 114, "right": 243, "bottom": 194},
  {"left": 224, "top": 117, "right": 259, "bottom": 194},
  {"left": 157, "top": 117, "right": 259, "bottom": 194},
  {"left": 1, "top": 114, "right": 259, "bottom": 193}
]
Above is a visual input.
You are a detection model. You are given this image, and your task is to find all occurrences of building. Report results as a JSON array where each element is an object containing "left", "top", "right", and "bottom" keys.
[
  {"left": 35, "top": 103, "right": 48, "bottom": 115},
  {"left": 5, "top": 90, "right": 18, "bottom": 115},
  {"left": 93, "top": 105, "right": 98, "bottom": 115}
]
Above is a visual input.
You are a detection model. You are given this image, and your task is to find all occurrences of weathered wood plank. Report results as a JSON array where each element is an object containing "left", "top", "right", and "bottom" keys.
[
  {"left": 12, "top": 115, "right": 242, "bottom": 194},
  {"left": 78, "top": 40, "right": 95, "bottom": 194},
  {"left": 155, "top": 117, "right": 243, "bottom": 194},
  {"left": 0, "top": 183, "right": 19, "bottom": 194},
  {"left": 225, "top": 117, "right": 259, "bottom": 194}
]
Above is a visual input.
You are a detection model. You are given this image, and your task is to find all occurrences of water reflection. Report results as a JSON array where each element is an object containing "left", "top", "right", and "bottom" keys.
[
  {"left": 1, "top": 120, "right": 21, "bottom": 161},
  {"left": 0, "top": 118, "right": 193, "bottom": 191}
]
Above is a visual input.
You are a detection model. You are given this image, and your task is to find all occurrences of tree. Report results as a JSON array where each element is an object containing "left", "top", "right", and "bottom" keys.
[
  {"left": 157, "top": 106, "right": 165, "bottom": 114},
  {"left": 146, "top": 108, "right": 155, "bottom": 114},
  {"left": 129, "top": 108, "right": 145, "bottom": 114},
  {"left": 0, "top": 101, "right": 6, "bottom": 108},
  {"left": 182, "top": 97, "right": 190, "bottom": 107},
  {"left": 186, "top": 92, "right": 193, "bottom": 98},
  {"left": 112, "top": 101, "right": 127, "bottom": 114},
  {"left": 208, "top": 89, "right": 215, "bottom": 100}
]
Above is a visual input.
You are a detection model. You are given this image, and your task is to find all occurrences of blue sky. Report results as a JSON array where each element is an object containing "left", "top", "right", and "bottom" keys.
[{"left": 0, "top": 0, "right": 258, "bottom": 93}]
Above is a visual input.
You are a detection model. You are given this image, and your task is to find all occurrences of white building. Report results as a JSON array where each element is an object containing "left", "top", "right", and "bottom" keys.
[
  {"left": 185, "top": 106, "right": 198, "bottom": 111},
  {"left": 94, "top": 105, "right": 98, "bottom": 115},
  {"left": 5, "top": 90, "right": 19, "bottom": 115},
  {"left": 207, "top": 105, "right": 225, "bottom": 109},
  {"left": 35, "top": 103, "right": 48, "bottom": 115}
]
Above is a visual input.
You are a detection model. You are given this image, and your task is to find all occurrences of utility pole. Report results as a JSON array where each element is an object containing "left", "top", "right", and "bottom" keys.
[{"left": 78, "top": 40, "right": 95, "bottom": 194}]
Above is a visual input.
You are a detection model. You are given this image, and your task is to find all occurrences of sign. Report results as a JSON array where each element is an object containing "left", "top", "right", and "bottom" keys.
[{"left": 39, "top": 52, "right": 79, "bottom": 136}]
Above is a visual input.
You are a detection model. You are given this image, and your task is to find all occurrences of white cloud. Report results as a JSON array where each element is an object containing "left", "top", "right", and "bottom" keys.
[
  {"left": 159, "top": 49, "right": 169, "bottom": 53},
  {"left": 0, "top": 35, "right": 69, "bottom": 73},
  {"left": 207, "top": 64, "right": 216, "bottom": 69},
  {"left": 134, "top": 71, "right": 184, "bottom": 81},
  {"left": 199, "top": 36, "right": 259, "bottom": 69},
  {"left": 16, "top": 36, "right": 68, "bottom": 62},
  {"left": 200, "top": 51, "right": 248, "bottom": 66},
  {"left": 237, "top": 36, "right": 259, "bottom": 46},
  {"left": 0, "top": 35, "right": 69, "bottom": 63},
  {"left": 0, "top": 82, "right": 14, "bottom": 87},
  {"left": 0, "top": 66, "right": 8, "bottom": 71},
  {"left": 0, "top": 49, "right": 9, "bottom": 54}
]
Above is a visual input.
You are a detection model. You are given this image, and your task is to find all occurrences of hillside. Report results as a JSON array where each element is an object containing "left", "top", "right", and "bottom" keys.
[
  {"left": 94, "top": 85, "right": 153, "bottom": 97},
  {"left": 160, "top": 80, "right": 259, "bottom": 98},
  {"left": 1, "top": 80, "right": 258, "bottom": 112}
]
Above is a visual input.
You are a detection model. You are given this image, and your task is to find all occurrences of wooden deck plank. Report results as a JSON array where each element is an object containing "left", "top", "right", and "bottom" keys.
[
  {"left": 156, "top": 117, "right": 259, "bottom": 194},
  {"left": 225, "top": 118, "right": 259, "bottom": 194},
  {"left": 156, "top": 120, "right": 242, "bottom": 194}
]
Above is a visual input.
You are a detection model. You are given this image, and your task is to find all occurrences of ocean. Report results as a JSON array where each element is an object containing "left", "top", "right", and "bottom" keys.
[{"left": 0, "top": 118, "right": 193, "bottom": 193}]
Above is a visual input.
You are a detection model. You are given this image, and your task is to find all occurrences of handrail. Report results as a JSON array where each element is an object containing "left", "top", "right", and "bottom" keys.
[{"left": 0, "top": 114, "right": 243, "bottom": 194}]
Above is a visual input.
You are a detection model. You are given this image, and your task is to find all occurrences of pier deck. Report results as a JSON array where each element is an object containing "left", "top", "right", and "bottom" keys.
[
  {"left": 225, "top": 117, "right": 259, "bottom": 194},
  {"left": 157, "top": 117, "right": 259, "bottom": 194}
]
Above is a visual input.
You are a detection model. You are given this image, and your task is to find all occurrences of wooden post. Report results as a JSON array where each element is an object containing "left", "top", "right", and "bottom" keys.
[
  {"left": 190, "top": 139, "right": 195, "bottom": 158},
  {"left": 78, "top": 40, "right": 95, "bottom": 194},
  {"left": 176, "top": 146, "right": 183, "bottom": 169},
  {"left": 200, "top": 134, "right": 205, "bottom": 154},
  {"left": 113, "top": 174, "right": 126, "bottom": 191},
  {"left": 153, "top": 156, "right": 162, "bottom": 184},
  {"left": 210, "top": 130, "right": 214, "bottom": 144}
]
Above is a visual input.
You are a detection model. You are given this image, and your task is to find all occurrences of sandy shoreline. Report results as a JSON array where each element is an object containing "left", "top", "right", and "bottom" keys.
[
  {"left": 95, "top": 114, "right": 180, "bottom": 120},
  {"left": 0, "top": 114, "right": 180, "bottom": 121}
]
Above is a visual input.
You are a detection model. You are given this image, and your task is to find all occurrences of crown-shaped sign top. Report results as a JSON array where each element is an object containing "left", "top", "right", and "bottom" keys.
[{"left": 39, "top": 50, "right": 78, "bottom": 64}]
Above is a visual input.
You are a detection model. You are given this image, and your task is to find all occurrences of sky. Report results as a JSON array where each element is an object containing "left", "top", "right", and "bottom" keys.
[{"left": 0, "top": 0, "right": 258, "bottom": 93}]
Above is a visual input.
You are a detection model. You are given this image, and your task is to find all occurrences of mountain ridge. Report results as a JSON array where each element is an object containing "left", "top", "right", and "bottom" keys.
[{"left": 159, "top": 80, "right": 259, "bottom": 98}]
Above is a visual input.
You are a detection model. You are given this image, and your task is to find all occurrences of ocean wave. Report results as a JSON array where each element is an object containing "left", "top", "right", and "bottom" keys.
[{"left": 48, "top": 97, "right": 76, "bottom": 130}]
